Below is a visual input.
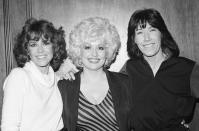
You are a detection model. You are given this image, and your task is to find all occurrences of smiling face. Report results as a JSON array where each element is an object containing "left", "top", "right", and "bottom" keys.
[
  {"left": 28, "top": 37, "right": 53, "bottom": 73},
  {"left": 80, "top": 40, "right": 107, "bottom": 71},
  {"left": 135, "top": 23, "right": 163, "bottom": 58}
]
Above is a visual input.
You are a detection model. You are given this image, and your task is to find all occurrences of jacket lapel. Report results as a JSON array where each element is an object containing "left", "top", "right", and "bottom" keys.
[
  {"left": 105, "top": 70, "right": 123, "bottom": 129},
  {"left": 68, "top": 72, "right": 81, "bottom": 131}
]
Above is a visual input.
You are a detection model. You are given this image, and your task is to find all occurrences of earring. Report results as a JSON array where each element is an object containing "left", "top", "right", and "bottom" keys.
[
  {"left": 27, "top": 51, "right": 31, "bottom": 60},
  {"left": 104, "top": 58, "right": 109, "bottom": 67},
  {"left": 78, "top": 58, "right": 83, "bottom": 67}
]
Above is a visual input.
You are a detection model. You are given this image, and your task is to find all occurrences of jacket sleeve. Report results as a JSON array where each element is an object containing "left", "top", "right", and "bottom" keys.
[
  {"left": 189, "top": 63, "right": 199, "bottom": 131},
  {"left": 58, "top": 79, "right": 71, "bottom": 131},
  {"left": 190, "top": 63, "right": 199, "bottom": 98},
  {"left": 1, "top": 68, "right": 27, "bottom": 131}
]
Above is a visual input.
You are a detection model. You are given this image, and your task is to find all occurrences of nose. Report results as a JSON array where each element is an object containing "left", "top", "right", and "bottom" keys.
[
  {"left": 144, "top": 32, "right": 150, "bottom": 41},
  {"left": 91, "top": 48, "right": 98, "bottom": 57},
  {"left": 37, "top": 41, "right": 44, "bottom": 53}
]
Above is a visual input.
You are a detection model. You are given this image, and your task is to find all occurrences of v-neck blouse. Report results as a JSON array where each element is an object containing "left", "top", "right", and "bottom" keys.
[{"left": 77, "top": 90, "right": 119, "bottom": 131}]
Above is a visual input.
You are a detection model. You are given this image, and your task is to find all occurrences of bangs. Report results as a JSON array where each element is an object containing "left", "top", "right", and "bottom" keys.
[
  {"left": 133, "top": 11, "right": 157, "bottom": 30},
  {"left": 26, "top": 30, "right": 52, "bottom": 42},
  {"left": 26, "top": 21, "right": 54, "bottom": 42},
  {"left": 135, "top": 20, "right": 147, "bottom": 30},
  {"left": 27, "top": 31, "right": 41, "bottom": 41}
]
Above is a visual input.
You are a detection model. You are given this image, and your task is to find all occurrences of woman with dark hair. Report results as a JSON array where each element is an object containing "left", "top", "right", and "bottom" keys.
[
  {"left": 126, "top": 8, "right": 179, "bottom": 59},
  {"left": 121, "top": 8, "right": 199, "bottom": 131},
  {"left": 1, "top": 18, "right": 67, "bottom": 131}
]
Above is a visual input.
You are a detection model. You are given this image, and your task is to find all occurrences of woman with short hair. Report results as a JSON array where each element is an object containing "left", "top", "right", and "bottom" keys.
[{"left": 1, "top": 18, "right": 67, "bottom": 131}]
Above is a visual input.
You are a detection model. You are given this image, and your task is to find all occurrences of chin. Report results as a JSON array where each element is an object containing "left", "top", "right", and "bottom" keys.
[
  {"left": 144, "top": 53, "right": 156, "bottom": 58},
  {"left": 36, "top": 63, "right": 50, "bottom": 67},
  {"left": 84, "top": 66, "right": 103, "bottom": 71}
]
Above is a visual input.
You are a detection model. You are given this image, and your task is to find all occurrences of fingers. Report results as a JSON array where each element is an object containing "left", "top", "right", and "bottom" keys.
[
  {"left": 59, "top": 71, "right": 75, "bottom": 81},
  {"left": 56, "top": 58, "right": 79, "bottom": 80},
  {"left": 61, "top": 58, "right": 79, "bottom": 73},
  {"left": 55, "top": 70, "right": 73, "bottom": 81},
  {"left": 71, "top": 65, "right": 79, "bottom": 73},
  {"left": 61, "top": 71, "right": 75, "bottom": 81},
  {"left": 69, "top": 71, "right": 75, "bottom": 80},
  {"left": 65, "top": 58, "right": 79, "bottom": 73},
  {"left": 64, "top": 73, "right": 72, "bottom": 80},
  {"left": 56, "top": 72, "right": 65, "bottom": 80}
]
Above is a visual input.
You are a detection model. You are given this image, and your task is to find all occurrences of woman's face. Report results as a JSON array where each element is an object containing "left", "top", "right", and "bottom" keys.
[
  {"left": 80, "top": 40, "right": 106, "bottom": 71},
  {"left": 28, "top": 38, "right": 53, "bottom": 73},
  {"left": 134, "top": 23, "right": 162, "bottom": 58}
]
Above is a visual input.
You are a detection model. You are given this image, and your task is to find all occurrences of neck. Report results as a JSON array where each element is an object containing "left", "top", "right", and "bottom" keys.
[
  {"left": 81, "top": 68, "right": 105, "bottom": 81},
  {"left": 39, "top": 66, "right": 50, "bottom": 75},
  {"left": 80, "top": 68, "right": 109, "bottom": 105},
  {"left": 144, "top": 51, "right": 166, "bottom": 75},
  {"left": 144, "top": 54, "right": 165, "bottom": 65}
]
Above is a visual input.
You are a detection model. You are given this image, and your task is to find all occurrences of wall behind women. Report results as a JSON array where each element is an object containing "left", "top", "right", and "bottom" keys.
[{"left": 0, "top": 0, "right": 199, "bottom": 123}]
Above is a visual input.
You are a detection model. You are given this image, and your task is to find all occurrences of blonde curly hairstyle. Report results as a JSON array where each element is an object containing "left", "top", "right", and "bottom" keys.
[{"left": 68, "top": 17, "right": 121, "bottom": 68}]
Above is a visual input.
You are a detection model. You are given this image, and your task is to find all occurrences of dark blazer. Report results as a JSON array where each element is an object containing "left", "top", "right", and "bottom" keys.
[{"left": 58, "top": 69, "right": 132, "bottom": 131}]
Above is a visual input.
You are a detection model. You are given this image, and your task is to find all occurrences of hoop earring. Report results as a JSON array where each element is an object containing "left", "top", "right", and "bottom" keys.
[
  {"left": 104, "top": 58, "right": 109, "bottom": 67},
  {"left": 78, "top": 58, "right": 83, "bottom": 67},
  {"left": 27, "top": 51, "right": 31, "bottom": 61}
]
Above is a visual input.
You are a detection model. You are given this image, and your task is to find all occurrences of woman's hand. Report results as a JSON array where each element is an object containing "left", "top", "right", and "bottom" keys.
[{"left": 56, "top": 58, "right": 79, "bottom": 80}]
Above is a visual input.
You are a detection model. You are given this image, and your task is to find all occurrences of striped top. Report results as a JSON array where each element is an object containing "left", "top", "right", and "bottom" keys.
[{"left": 77, "top": 90, "right": 120, "bottom": 131}]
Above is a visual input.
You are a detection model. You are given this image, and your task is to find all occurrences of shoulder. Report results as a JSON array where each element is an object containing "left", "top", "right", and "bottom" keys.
[
  {"left": 58, "top": 73, "right": 79, "bottom": 92},
  {"left": 5, "top": 68, "right": 28, "bottom": 83},
  {"left": 175, "top": 56, "right": 195, "bottom": 65},
  {"left": 126, "top": 58, "right": 140, "bottom": 65},
  {"left": 58, "top": 79, "right": 71, "bottom": 92},
  {"left": 108, "top": 71, "right": 129, "bottom": 79},
  {"left": 107, "top": 71, "right": 131, "bottom": 101},
  {"left": 3, "top": 67, "right": 29, "bottom": 92},
  {"left": 126, "top": 58, "right": 143, "bottom": 70},
  {"left": 9, "top": 67, "right": 27, "bottom": 76},
  {"left": 173, "top": 57, "right": 196, "bottom": 71},
  {"left": 163, "top": 57, "right": 196, "bottom": 72},
  {"left": 107, "top": 71, "right": 130, "bottom": 85}
]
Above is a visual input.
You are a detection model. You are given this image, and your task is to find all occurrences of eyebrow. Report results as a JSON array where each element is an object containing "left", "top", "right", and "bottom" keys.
[
  {"left": 29, "top": 40, "right": 38, "bottom": 43},
  {"left": 136, "top": 25, "right": 155, "bottom": 31},
  {"left": 82, "top": 42, "right": 91, "bottom": 45}
]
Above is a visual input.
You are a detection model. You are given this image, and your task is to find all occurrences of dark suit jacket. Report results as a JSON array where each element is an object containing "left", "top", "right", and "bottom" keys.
[{"left": 58, "top": 69, "right": 132, "bottom": 131}]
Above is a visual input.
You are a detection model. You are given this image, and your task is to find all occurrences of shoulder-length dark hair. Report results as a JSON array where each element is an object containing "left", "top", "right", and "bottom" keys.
[
  {"left": 13, "top": 18, "right": 67, "bottom": 71},
  {"left": 127, "top": 8, "right": 180, "bottom": 59}
]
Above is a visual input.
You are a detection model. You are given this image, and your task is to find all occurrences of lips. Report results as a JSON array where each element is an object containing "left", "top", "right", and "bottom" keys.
[
  {"left": 143, "top": 43, "right": 154, "bottom": 47},
  {"left": 36, "top": 55, "right": 47, "bottom": 59},
  {"left": 88, "top": 58, "right": 100, "bottom": 63}
]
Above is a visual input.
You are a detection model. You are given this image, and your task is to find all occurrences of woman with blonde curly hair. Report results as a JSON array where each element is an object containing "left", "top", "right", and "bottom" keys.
[{"left": 58, "top": 17, "right": 132, "bottom": 131}]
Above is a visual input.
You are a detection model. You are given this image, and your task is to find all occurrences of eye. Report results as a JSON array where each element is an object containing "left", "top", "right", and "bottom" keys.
[
  {"left": 149, "top": 28, "right": 157, "bottom": 32},
  {"left": 29, "top": 41, "right": 37, "bottom": 47},
  {"left": 150, "top": 29, "right": 156, "bottom": 32},
  {"left": 84, "top": 45, "right": 91, "bottom": 50},
  {"left": 43, "top": 41, "right": 51, "bottom": 45},
  {"left": 98, "top": 46, "right": 105, "bottom": 50},
  {"left": 136, "top": 31, "right": 143, "bottom": 35}
]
